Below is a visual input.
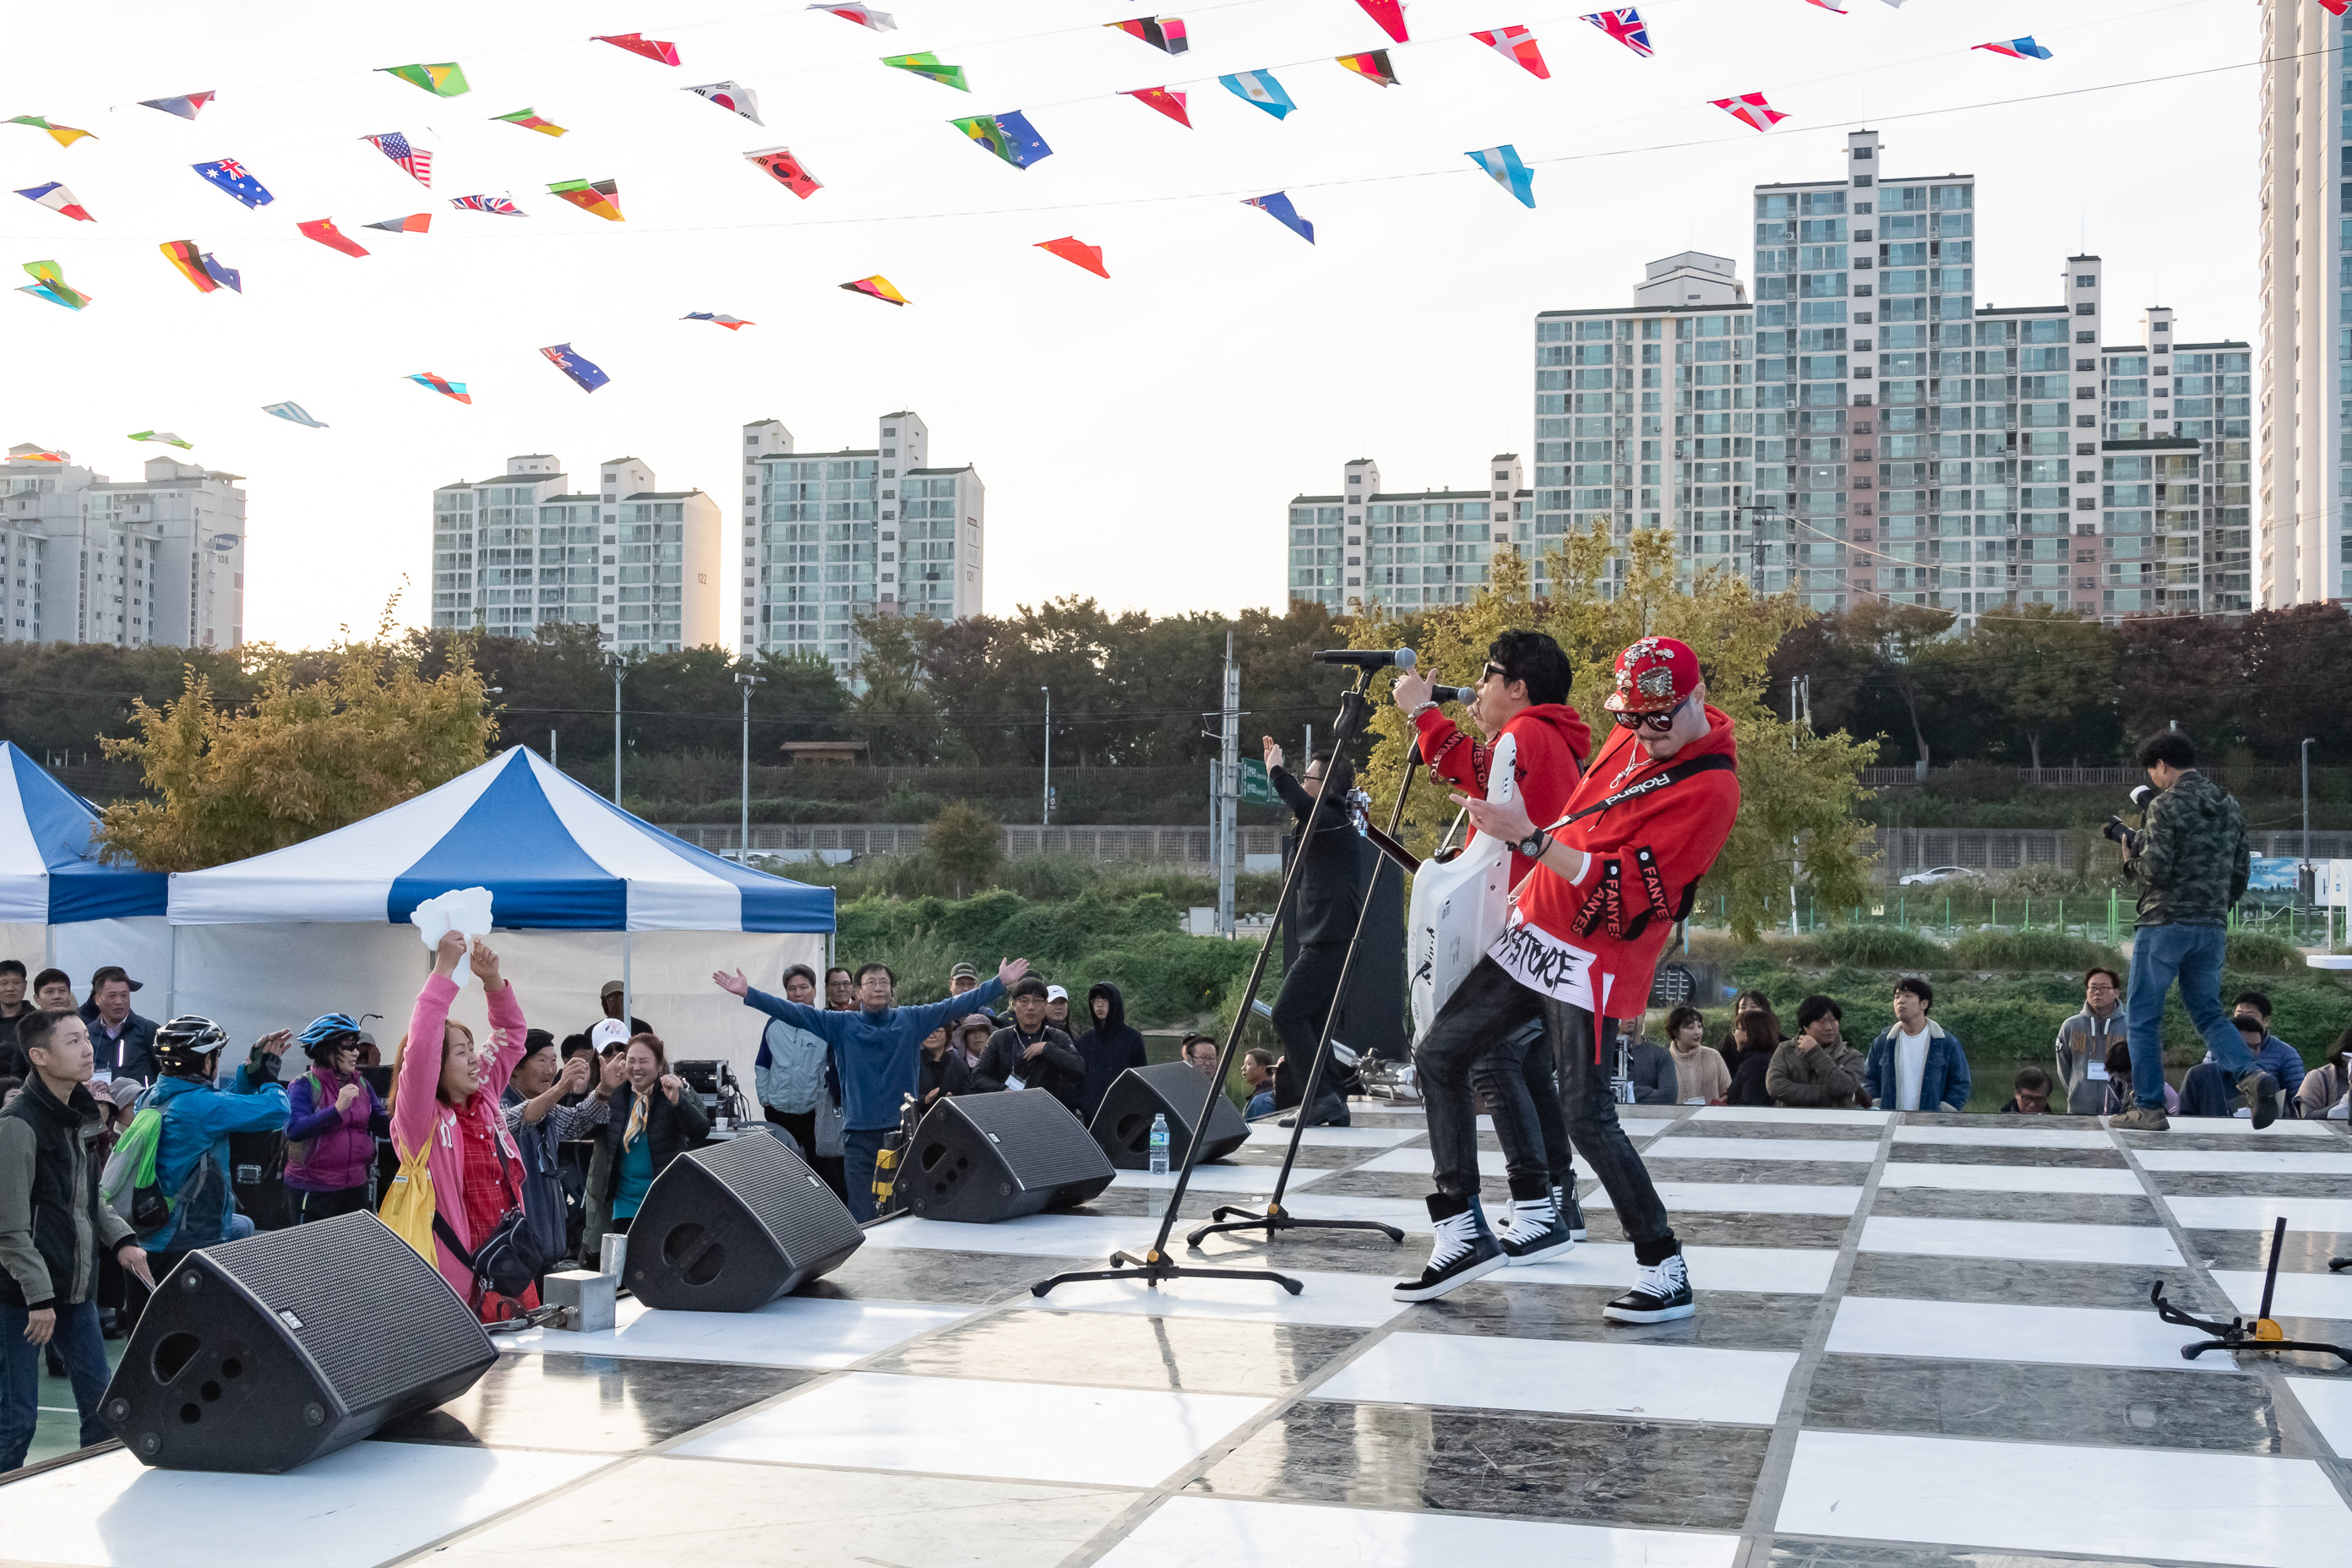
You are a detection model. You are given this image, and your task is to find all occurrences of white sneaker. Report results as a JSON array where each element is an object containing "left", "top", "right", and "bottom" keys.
[
  {"left": 1602, "top": 1248, "right": 1694, "bottom": 1323},
  {"left": 1500, "top": 1195, "right": 1574, "bottom": 1266},
  {"left": 1393, "top": 1200, "right": 1506, "bottom": 1302}
]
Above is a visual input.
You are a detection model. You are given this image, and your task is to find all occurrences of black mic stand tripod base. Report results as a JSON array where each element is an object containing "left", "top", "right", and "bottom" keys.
[
  {"left": 1027, "top": 670, "right": 1393, "bottom": 1299},
  {"left": 2149, "top": 1217, "right": 2352, "bottom": 1366}
]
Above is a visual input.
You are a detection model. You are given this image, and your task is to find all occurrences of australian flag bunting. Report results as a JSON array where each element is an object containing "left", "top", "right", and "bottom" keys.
[
  {"left": 541, "top": 343, "right": 610, "bottom": 393},
  {"left": 192, "top": 158, "right": 274, "bottom": 208}
]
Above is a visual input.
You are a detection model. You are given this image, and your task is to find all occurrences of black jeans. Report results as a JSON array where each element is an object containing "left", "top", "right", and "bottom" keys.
[
  {"left": 1271, "top": 942, "right": 1351, "bottom": 1081},
  {"left": 295, "top": 1185, "right": 371, "bottom": 1224},
  {"left": 1416, "top": 956, "right": 1677, "bottom": 1264}
]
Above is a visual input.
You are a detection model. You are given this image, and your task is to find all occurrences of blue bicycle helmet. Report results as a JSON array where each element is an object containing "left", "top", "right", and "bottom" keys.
[{"left": 297, "top": 1013, "right": 362, "bottom": 1060}]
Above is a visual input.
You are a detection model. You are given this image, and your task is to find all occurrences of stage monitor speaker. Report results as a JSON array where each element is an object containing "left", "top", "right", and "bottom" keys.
[
  {"left": 905, "top": 1091, "right": 1115, "bottom": 1222},
  {"left": 1092, "top": 1060, "right": 1248, "bottom": 1169},
  {"left": 625, "top": 1131, "right": 863, "bottom": 1312},
  {"left": 101, "top": 1211, "right": 494, "bottom": 1473}
]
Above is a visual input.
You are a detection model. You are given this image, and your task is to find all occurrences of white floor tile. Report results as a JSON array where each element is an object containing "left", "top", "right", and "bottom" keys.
[
  {"left": 1357, "top": 1146, "right": 1525, "bottom": 1179},
  {"left": 498, "top": 1293, "right": 972, "bottom": 1368},
  {"left": 0, "top": 1441, "right": 604, "bottom": 1568},
  {"left": 428, "top": 1456, "right": 1134, "bottom": 1568},
  {"left": 1641, "top": 1181, "right": 1863, "bottom": 1216},
  {"left": 1690, "top": 1105, "right": 1892, "bottom": 1127},
  {"left": 2209, "top": 1268, "right": 2352, "bottom": 1321},
  {"left": 1894, "top": 1125, "right": 2114, "bottom": 1150},
  {"left": 2135, "top": 1148, "right": 2352, "bottom": 1174},
  {"left": 1097, "top": 1495, "right": 1740, "bottom": 1568},
  {"left": 1876, "top": 1162, "right": 2144, "bottom": 1195},
  {"left": 1512, "top": 1243, "right": 1837, "bottom": 1295},
  {"left": 860, "top": 1213, "right": 1158, "bottom": 1257},
  {"left": 1032, "top": 1266, "right": 1409, "bottom": 1327},
  {"left": 1317, "top": 1330, "right": 1797, "bottom": 1425},
  {"left": 2285, "top": 1376, "right": 2352, "bottom": 1458},
  {"left": 2129, "top": 1118, "right": 2338, "bottom": 1137},
  {"left": 1241, "top": 1123, "right": 1424, "bottom": 1149},
  {"left": 674, "top": 1371, "right": 1268, "bottom": 1488},
  {"left": 1777, "top": 1429, "right": 2351, "bottom": 1568},
  {"left": 1111, "top": 1163, "right": 1327, "bottom": 1193},
  {"left": 1645, "top": 1136, "right": 1878, "bottom": 1163},
  {"left": 2164, "top": 1195, "right": 2352, "bottom": 1233},
  {"left": 1280, "top": 1194, "right": 1439, "bottom": 1233},
  {"left": 1859, "top": 1216, "right": 2184, "bottom": 1266},
  {"left": 1827, "top": 1294, "right": 2242, "bottom": 1374}
]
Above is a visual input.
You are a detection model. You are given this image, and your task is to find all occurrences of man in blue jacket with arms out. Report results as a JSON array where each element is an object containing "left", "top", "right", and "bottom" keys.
[{"left": 716, "top": 957, "right": 1027, "bottom": 1220}]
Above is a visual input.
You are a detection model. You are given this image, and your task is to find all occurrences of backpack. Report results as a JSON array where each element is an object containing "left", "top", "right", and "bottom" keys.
[
  {"left": 285, "top": 1070, "right": 329, "bottom": 1165},
  {"left": 98, "top": 1105, "right": 213, "bottom": 1240}
]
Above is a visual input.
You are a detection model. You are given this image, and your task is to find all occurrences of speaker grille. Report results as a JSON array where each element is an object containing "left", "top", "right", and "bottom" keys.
[
  {"left": 687, "top": 1135, "right": 863, "bottom": 1266},
  {"left": 944, "top": 1092, "right": 1114, "bottom": 1190},
  {"left": 199, "top": 1212, "right": 491, "bottom": 1414}
]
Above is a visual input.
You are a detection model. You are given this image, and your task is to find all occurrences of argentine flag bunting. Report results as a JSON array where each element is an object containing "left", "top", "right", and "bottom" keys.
[
  {"left": 1220, "top": 70, "right": 1296, "bottom": 119},
  {"left": 1467, "top": 145, "right": 1536, "bottom": 209}
]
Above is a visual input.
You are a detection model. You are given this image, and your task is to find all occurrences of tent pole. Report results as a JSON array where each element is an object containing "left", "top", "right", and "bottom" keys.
[{"left": 622, "top": 931, "right": 633, "bottom": 1038}]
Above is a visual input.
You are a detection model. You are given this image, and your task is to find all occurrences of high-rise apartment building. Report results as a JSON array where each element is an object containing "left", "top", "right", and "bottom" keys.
[
  {"left": 431, "top": 455, "right": 721, "bottom": 652},
  {"left": 1287, "top": 457, "right": 1525, "bottom": 615},
  {"left": 0, "top": 444, "right": 245, "bottom": 649},
  {"left": 741, "top": 411, "right": 983, "bottom": 672},
  {"left": 1531, "top": 252, "right": 1752, "bottom": 599},
  {"left": 2257, "top": 0, "right": 2346, "bottom": 606}
]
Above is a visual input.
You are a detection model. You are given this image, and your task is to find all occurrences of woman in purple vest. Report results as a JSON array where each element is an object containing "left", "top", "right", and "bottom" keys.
[{"left": 281, "top": 1014, "right": 389, "bottom": 1223}]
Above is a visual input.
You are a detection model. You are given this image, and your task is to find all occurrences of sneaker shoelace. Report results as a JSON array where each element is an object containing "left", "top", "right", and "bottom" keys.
[
  {"left": 1636, "top": 1254, "right": 1687, "bottom": 1297},
  {"left": 1426, "top": 1211, "right": 1479, "bottom": 1269}
]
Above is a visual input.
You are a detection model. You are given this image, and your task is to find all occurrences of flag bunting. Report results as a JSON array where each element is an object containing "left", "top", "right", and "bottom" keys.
[
  {"left": 684, "top": 312, "right": 754, "bottom": 329},
  {"left": 542, "top": 343, "right": 610, "bottom": 393},
  {"left": 883, "top": 53, "right": 969, "bottom": 90},
  {"left": 1122, "top": 86, "right": 1192, "bottom": 127},
  {"left": 493, "top": 108, "right": 568, "bottom": 136},
  {"left": 1036, "top": 237, "right": 1108, "bottom": 277},
  {"left": 1973, "top": 36, "right": 2054, "bottom": 59},
  {"left": 548, "top": 178, "right": 624, "bottom": 220},
  {"left": 592, "top": 33, "right": 681, "bottom": 66},
  {"left": 746, "top": 147, "right": 824, "bottom": 197},
  {"left": 1473, "top": 26, "right": 1551, "bottom": 79},
  {"left": 841, "top": 275, "right": 909, "bottom": 305},
  {"left": 193, "top": 158, "right": 273, "bottom": 208},
  {"left": 1354, "top": 0, "right": 1408, "bottom": 42},
  {"left": 1712, "top": 92, "right": 1788, "bottom": 131},
  {"left": 1244, "top": 191, "right": 1314, "bottom": 243},
  {"left": 1467, "top": 144, "right": 1536, "bottom": 208},
  {"left": 139, "top": 92, "right": 215, "bottom": 120},
  {"left": 686, "top": 82, "right": 764, "bottom": 122},
  {"left": 297, "top": 218, "right": 369, "bottom": 257},
  {"left": 809, "top": 4, "right": 896, "bottom": 29},
  {"left": 1580, "top": 9, "right": 1652, "bottom": 57},
  {"left": 16, "top": 259, "right": 90, "bottom": 310},
  {"left": 1336, "top": 50, "right": 1398, "bottom": 85},
  {"left": 362, "top": 132, "right": 433, "bottom": 187},
  {"left": 7, "top": 117, "right": 95, "bottom": 147},
  {"left": 379, "top": 63, "right": 470, "bottom": 97},
  {"left": 408, "top": 373, "right": 471, "bottom": 403},
  {"left": 363, "top": 213, "right": 433, "bottom": 233},
  {"left": 263, "top": 402, "right": 328, "bottom": 427},
  {"left": 1220, "top": 70, "right": 1295, "bottom": 117},
  {"left": 15, "top": 183, "right": 93, "bottom": 222},
  {"left": 1107, "top": 16, "right": 1189, "bottom": 54},
  {"left": 128, "top": 431, "right": 193, "bottom": 449}
]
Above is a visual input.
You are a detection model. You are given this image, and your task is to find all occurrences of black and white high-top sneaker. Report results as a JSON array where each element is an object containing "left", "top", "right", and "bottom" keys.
[
  {"left": 1553, "top": 1183, "right": 1588, "bottom": 1242},
  {"left": 1393, "top": 1195, "right": 1505, "bottom": 1302},
  {"left": 1500, "top": 1193, "right": 1575, "bottom": 1266},
  {"left": 1602, "top": 1244, "right": 1695, "bottom": 1323}
]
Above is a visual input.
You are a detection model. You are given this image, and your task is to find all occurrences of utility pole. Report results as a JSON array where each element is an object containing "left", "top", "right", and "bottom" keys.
[
  {"left": 612, "top": 658, "right": 624, "bottom": 803},
  {"left": 550, "top": 728, "right": 558, "bottom": 769},
  {"left": 1789, "top": 676, "right": 1805, "bottom": 936},
  {"left": 2302, "top": 737, "right": 2316, "bottom": 868},
  {"left": 1041, "top": 685, "right": 1053, "bottom": 826},
  {"left": 1217, "top": 632, "right": 1239, "bottom": 939},
  {"left": 737, "top": 672, "right": 763, "bottom": 861}
]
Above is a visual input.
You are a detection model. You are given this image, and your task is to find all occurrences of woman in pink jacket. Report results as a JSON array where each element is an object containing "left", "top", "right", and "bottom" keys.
[{"left": 389, "top": 930, "right": 536, "bottom": 1321}]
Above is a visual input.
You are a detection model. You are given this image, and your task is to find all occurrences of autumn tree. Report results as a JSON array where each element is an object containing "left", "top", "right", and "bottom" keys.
[
  {"left": 95, "top": 634, "right": 496, "bottom": 873},
  {"left": 926, "top": 799, "right": 1004, "bottom": 897},
  {"left": 1952, "top": 604, "right": 2116, "bottom": 775},
  {"left": 1838, "top": 600, "right": 1957, "bottom": 772}
]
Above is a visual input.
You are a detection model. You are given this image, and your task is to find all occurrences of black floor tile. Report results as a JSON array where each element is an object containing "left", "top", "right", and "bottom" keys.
[
  {"left": 866, "top": 1307, "right": 1363, "bottom": 1395},
  {"left": 1413, "top": 1280, "right": 1820, "bottom": 1350},
  {"left": 1887, "top": 1145, "right": 2128, "bottom": 1168},
  {"left": 796, "top": 1245, "right": 1076, "bottom": 1305},
  {"left": 1640, "top": 1160, "right": 1876, "bottom": 1186},
  {"left": 1867, "top": 1191, "right": 2161, "bottom": 1226},
  {"left": 2153, "top": 1173, "right": 2350, "bottom": 1198},
  {"left": 2183, "top": 1229, "right": 2352, "bottom": 1273},
  {"left": 1805, "top": 1354, "right": 2290, "bottom": 1454},
  {"left": 377, "top": 1353, "right": 812, "bottom": 1452},
  {"left": 1844, "top": 1252, "right": 2203, "bottom": 1310}
]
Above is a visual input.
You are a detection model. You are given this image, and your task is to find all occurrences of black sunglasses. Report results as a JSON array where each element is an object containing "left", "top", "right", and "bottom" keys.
[{"left": 1612, "top": 695, "right": 1689, "bottom": 732}]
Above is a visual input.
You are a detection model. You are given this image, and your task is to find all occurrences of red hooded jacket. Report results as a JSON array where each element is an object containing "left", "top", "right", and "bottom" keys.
[
  {"left": 1413, "top": 701, "right": 1591, "bottom": 886},
  {"left": 1493, "top": 705, "right": 1740, "bottom": 1024}
]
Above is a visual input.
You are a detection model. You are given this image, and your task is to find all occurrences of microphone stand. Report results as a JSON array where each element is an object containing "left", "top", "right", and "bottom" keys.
[
  {"left": 1185, "top": 738, "right": 1422, "bottom": 1251},
  {"left": 1030, "top": 666, "right": 1385, "bottom": 1299}
]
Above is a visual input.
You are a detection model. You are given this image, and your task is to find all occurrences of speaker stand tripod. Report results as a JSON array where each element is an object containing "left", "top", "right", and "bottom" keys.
[
  {"left": 1029, "top": 671, "right": 1386, "bottom": 1298},
  {"left": 1186, "top": 739, "right": 1424, "bottom": 1252}
]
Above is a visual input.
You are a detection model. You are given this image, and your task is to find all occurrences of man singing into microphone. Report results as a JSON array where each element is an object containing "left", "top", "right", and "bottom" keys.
[
  {"left": 1391, "top": 631, "right": 1591, "bottom": 1264},
  {"left": 1396, "top": 637, "right": 1738, "bottom": 1320}
]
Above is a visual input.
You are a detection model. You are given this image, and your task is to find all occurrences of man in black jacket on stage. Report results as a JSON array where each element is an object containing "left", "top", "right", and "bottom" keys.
[{"left": 1264, "top": 739, "right": 1363, "bottom": 1126}]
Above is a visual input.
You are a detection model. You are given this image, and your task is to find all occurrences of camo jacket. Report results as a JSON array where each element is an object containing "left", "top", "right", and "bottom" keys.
[{"left": 2125, "top": 770, "right": 2249, "bottom": 928}]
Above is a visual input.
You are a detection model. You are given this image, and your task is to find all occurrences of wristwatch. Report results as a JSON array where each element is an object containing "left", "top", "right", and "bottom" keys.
[{"left": 1516, "top": 828, "right": 1550, "bottom": 860}]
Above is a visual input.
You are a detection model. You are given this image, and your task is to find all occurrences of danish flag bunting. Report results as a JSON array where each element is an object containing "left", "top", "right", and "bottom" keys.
[
  {"left": 1711, "top": 92, "right": 1788, "bottom": 132},
  {"left": 1472, "top": 26, "right": 1551, "bottom": 79}
]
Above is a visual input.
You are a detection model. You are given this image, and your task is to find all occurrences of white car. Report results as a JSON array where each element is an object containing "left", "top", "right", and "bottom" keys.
[{"left": 1898, "top": 866, "right": 1981, "bottom": 886}]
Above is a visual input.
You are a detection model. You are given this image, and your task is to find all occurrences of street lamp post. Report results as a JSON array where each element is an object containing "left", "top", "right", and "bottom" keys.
[
  {"left": 1041, "top": 685, "right": 1052, "bottom": 826},
  {"left": 738, "top": 672, "right": 763, "bottom": 862}
]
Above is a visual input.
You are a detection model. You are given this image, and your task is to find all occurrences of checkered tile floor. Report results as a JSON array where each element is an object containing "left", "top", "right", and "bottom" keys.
[{"left": 8, "top": 1104, "right": 2351, "bottom": 1567}]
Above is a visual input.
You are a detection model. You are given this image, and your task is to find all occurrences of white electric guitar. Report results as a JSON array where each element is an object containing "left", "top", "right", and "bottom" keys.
[{"left": 1406, "top": 731, "right": 1518, "bottom": 1043}]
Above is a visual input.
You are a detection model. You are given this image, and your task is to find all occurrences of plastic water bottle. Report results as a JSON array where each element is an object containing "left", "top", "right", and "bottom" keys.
[{"left": 1149, "top": 1113, "right": 1170, "bottom": 1175}]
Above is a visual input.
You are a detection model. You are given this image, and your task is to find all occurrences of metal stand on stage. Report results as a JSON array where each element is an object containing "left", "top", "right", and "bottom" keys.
[
  {"left": 2150, "top": 1217, "right": 2352, "bottom": 1365},
  {"left": 1185, "top": 739, "right": 1425, "bottom": 1253},
  {"left": 1030, "top": 662, "right": 1396, "bottom": 1298}
]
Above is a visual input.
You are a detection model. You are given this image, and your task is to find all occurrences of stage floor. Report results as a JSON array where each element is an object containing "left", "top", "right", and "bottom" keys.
[{"left": 8, "top": 1103, "right": 2352, "bottom": 1567}]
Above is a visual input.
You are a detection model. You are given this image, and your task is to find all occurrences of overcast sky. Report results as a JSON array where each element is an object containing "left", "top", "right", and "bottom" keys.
[{"left": 2, "top": 0, "right": 2256, "bottom": 648}]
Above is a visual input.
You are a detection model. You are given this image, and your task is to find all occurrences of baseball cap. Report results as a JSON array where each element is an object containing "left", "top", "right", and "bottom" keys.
[
  {"left": 949, "top": 961, "right": 979, "bottom": 982},
  {"left": 590, "top": 1018, "right": 630, "bottom": 1051},
  {"left": 89, "top": 965, "right": 143, "bottom": 993},
  {"left": 600, "top": 979, "right": 624, "bottom": 999},
  {"left": 1603, "top": 635, "right": 1701, "bottom": 715},
  {"left": 1045, "top": 984, "right": 1068, "bottom": 1003}
]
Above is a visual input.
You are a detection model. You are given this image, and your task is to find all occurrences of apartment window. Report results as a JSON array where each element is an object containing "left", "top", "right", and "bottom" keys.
[
  {"left": 2077, "top": 331, "right": 2095, "bottom": 344},
  {"left": 2074, "top": 304, "right": 2095, "bottom": 316},
  {"left": 2074, "top": 275, "right": 2097, "bottom": 288}
]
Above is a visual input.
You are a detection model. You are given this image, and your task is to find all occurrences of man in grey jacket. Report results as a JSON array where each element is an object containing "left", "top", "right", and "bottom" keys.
[{"left": 2054, "top": 967, "right": 2127, "bottom": 1116}]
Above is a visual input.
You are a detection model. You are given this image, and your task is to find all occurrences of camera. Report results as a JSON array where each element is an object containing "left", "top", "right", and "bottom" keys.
[{"left": 2102, "top": 784, "right": 2156, "bottom": 849}]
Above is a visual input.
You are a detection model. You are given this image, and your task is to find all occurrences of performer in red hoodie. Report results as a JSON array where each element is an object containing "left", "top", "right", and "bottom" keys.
[
  {"left": 1392, "top": 630, "right": 1591, "bottom": 1268},
  {"left": 1398, "top": 636, "right": 1740, "bottom": 1319}
]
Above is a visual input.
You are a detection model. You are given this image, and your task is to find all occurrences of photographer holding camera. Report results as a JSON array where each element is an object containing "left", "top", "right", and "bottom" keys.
[{"left": 2107, "top": 731, "right": 2276, "bottom": 1131}]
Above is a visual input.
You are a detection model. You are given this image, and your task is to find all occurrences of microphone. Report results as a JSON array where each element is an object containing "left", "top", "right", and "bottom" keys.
[
  {"left": 1312, "top": 648, "right": 1417, "bottom": 670},
  {"left": 1427, "top": 683, "right": 1476, "bottom": 705}
]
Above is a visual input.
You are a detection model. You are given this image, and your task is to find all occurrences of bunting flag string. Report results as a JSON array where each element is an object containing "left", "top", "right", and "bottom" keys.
[
  {"left": 407, "top": 372, "right": 472, "bottom": 403},
  {"left": 128, "top": 431, "right": 193, "bottom": 449},
  {"left": 541, "top": 343, "right": 610, "bottom": 392},
  {"left": 549, "top": 178, "right": 625, "bottom": 220},
  {"left": 361, "top": 132, "right": 433, "bottom": 187},
  {"left": 1804, "top": 0, "right": 1848, "bottom": 13},
  {"left": 747, "top": 147, "right": 825, "bottom": 197},
  {"left": 1973, "top": 37, "right": 2054, "bottom": 60},
  {"left": 8, "top": 116, "right": 95, "bottom": 148},
  {"left": 1354, "top": 0, "right": 1409, "bottom": 44},
  {"left": 1244, "top": 190, "right": 1314, "bottom": 243},
  {"left": 17, "top": 260, "right": 91, "bottom": 311},
  {"left": 1711, "top": 91, "right": 1788, "bottom": 130},
  {"left": 16, "top": 183, "right": 94, "bottom": 223},
  {"left": 1035, "top": 236, "right": 1108, "bottom": 276},
  {"left": 950, "top": 112, "right": 1054, "bottom": 169},
  {"left": 193, "top": 159, "right": 273, "bottom": 209},
  {"left": 1473, "top": 26, "right": 1551, "bottom": 79},
  {"left": 1220, "top": 70, "right": 1295, "bottom": 118},
  {"left": 379, "top": 63, "right": 470, "bottom": 97},
  {"left": 684, "top": 311, "right": 754, "bottom": 328},
  {"left": 1108, "top": 16, "right": 1189, "bottom": 55},
  {"left": 159, "top": 241, "right": 237, "bottom": 294},
  {"left": 884, "top": 53, "right": 969, "bottom": 90},
  {"left": 841, "top": 275, "right": 909, "bottom": 305},
  {"left": 1467, "top": 144, "right": 1536, "bottom": 207},
  {"left": 1336, "top": 51, "right": 1399, "bottom": 86},
  {"left": 593, "top": 34, "right": 682, "bottom": 67},
  {"left": 1122, "top": 86, "right": 1193, "bottom": 127},
  {"left": 685, "top": 82, "right": 764, "bottom": 122},
  {"left": 297, "top": 217, "right": 370, "bottom": 256},
  {"left": 1581, "top": 10, "right": 1653, "bottom": 58},
  {"left": 263, "top": 402, "right": 328, "bottom": 427},
  {"left": 363, "top": 213, "right": 433, "bottom": 233},
  {"left": 139, "top": 92, "right": 215, "bottom": 120},
  {"left": 809, "top": 3, "right": 896, "bottom": 29},
  {"left": 450, "top": 193, "right": 526, "bottom": 215},
  {"left": 493, "top": 108, "right": 568, "bottom": 136}
]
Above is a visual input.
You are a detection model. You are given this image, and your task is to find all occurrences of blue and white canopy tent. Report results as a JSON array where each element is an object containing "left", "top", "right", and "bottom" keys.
[
  {"left": 0, "top": 743, "right": 173, "bottom": 994},
  {"left": 166, "top": 748, "right": 833, "bottom": 1073}
]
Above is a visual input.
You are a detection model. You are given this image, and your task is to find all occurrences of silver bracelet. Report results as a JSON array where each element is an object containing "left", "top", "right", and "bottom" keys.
[{"left": 1407, "top": 701, "right": 1439, "bottom": 718}]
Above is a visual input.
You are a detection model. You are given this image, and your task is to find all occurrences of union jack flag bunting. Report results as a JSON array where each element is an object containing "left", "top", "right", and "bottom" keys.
[
  {"left": 449, "top": 193, "right": 525, "bottom": 215},
  {"left": 1711, "top": 92, "right": 1788, "bottom": 132},
  {"left": 1580, "top": 8, "right": 1652, "bottom": 58},
  {"left": 362, "top": 132, "right": 433, "bottom": 187}
]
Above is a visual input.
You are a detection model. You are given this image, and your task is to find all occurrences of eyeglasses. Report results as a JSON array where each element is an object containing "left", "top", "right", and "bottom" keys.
[
  {"left": 1612, "top": 695, "right": 1688, "bottom": 732},
  {"left": 1480, "top": 662, "right": 1508, "bottom": 683}
]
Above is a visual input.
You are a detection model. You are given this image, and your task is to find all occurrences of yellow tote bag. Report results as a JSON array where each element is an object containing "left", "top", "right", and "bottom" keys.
[{"left": 378, "top": 1135, "right": 439, "bottom": 1264}]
